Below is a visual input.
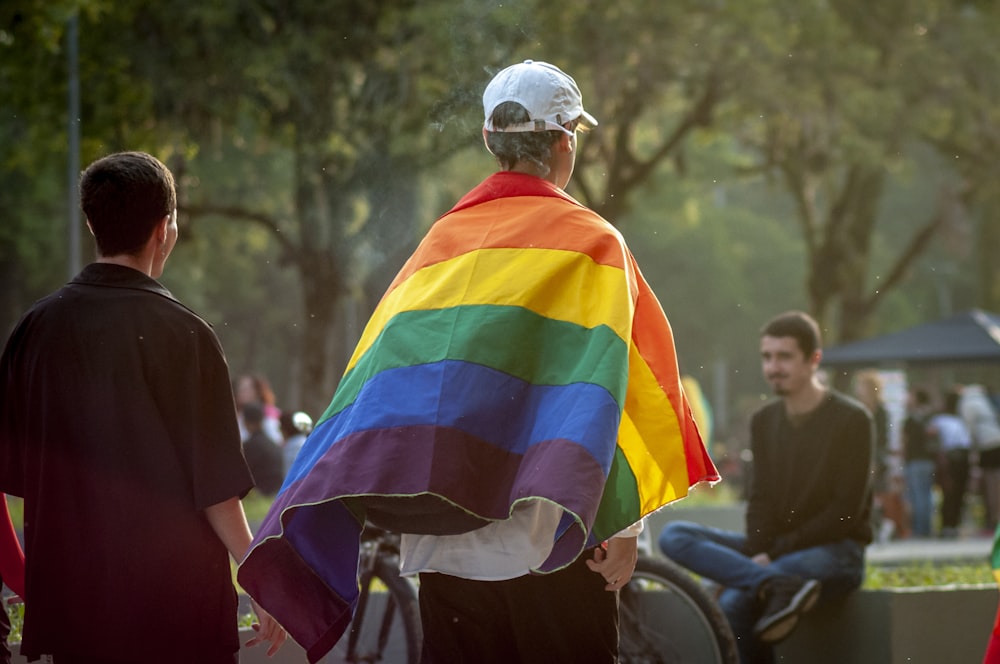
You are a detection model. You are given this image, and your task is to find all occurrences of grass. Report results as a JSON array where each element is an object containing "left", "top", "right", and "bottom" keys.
[
  {"left": 242, "top": 491, "right": 276, "bottom": 527},
  {"left": 4, "top": 603, "right": 22, "bottom": 643},
  {"left": 863, "top": 561, "right": 994, "bottom": 589},
  {"left": 5, "top": 498, "right": 21, "bottom": 531}
]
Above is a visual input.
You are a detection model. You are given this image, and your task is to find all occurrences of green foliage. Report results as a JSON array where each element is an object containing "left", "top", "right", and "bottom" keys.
[
  {"left": 242, "top": 491, "right": 276, "bottom": 530},
  {"left": 4, "top": 602, "right": 23, "bottom": 644},
  {"left": 614, "top": 131, "right": 809, "bottom": 415},
  {"left": 3, "top": 0, "right": 1000, "bottom": 419},
  {"left": 4, "top": 498, "right": 21, "bottom": 532}
]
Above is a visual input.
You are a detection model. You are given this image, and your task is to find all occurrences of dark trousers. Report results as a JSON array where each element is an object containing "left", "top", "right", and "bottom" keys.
[
  {"left": 418, "top": 548, "right": 618, "bottom": 664},
  {"left": 940, "top": 449, "right": 970, "bottom": 531}
]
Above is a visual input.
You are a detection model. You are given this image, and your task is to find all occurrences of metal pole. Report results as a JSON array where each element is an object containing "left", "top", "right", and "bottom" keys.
[{"left": 67, "top": 14, "right": 81, "bottom": 278}]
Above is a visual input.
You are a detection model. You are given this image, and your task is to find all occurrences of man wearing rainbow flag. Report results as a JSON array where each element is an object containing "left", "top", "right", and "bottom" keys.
[{"left": 238, "top": 60, "right": 718, "bottom": 663}]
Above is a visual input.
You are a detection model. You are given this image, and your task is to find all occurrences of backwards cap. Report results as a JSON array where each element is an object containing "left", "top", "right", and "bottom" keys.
[{"left": 483, "top": 60, "right": 598, "bottom": 136}]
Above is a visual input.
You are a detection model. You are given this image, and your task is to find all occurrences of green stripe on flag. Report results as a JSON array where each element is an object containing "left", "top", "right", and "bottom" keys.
[
  {"left": 319, "top": 304, "right": 628, "bottom": 424},
  {"left": 592, "top": 447, "right": 641, "bottom": 541}
]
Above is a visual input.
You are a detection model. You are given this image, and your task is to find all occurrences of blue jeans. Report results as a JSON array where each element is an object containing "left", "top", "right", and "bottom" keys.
[
  {"left": 905, "top": 459, "right": 935, "bottom": 538},
  {"left": 659, "top": 521, "right": 865, "bottom": 664}
]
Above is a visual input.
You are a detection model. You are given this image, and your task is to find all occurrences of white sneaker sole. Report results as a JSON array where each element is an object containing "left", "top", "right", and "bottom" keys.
[{"left": 754, "top": 579, "right": 822, "bottom": 644}]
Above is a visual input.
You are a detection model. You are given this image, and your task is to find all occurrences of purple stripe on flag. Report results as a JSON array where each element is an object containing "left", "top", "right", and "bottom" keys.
[
  {"left": 277, "top": 424, "right": 607, "bottom": 537},
  {"left": 238, "top": 499, "right": 363, "bottom": 663}
]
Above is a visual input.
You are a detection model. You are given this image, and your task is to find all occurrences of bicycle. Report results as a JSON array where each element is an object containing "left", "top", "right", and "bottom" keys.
[
  {"left": 619, "top": 553, "right": 739, "bottom": 664},
  {"left": 330, "top": 525, "right": 422, "bottom": 664},
  {"left": 332, "top": 527, "right": 736, "bottom": 664}
]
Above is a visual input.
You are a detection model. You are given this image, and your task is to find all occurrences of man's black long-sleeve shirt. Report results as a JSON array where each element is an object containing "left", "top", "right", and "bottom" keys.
[{"left": 745, "top": 391, "right": 874, "bottom": 558}]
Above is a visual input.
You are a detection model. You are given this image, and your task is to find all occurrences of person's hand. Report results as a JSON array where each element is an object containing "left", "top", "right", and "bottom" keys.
[
  {"left": 751, "top": 552, "right": 771, "bottom": 566},
  {"left": 586, "top": 536, "right": 639, "bottom": 591},
  {"left": 5, "top": 595, "right": 21, "bottom": 605},
  {"left": 244, "top": 600, "right": 287, "bottom": 656}
]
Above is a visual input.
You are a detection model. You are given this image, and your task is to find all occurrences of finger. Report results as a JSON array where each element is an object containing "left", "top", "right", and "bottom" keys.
[
  {"left": 244, "top": 628, "right": 284, "bottom": 655},
  {"left": 244, "top": 622, "right": 266, "bottom": 648},
  {"left": 267, "top": 630, "right": 287, "bottom": 656},
  {"left": 262, "top": 619, "right": 282, "bottom": 643},
  {"left": 257, "top": 617, "right": 286, "bottom": 655}
]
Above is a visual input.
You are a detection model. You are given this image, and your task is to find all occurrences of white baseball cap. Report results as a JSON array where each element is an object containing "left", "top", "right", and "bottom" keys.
[{"left": 483, "top": 60, "right": 598, "bottom": 136}]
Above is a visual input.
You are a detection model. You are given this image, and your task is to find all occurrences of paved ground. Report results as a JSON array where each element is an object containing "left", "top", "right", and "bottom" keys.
[{"left": 866, "top": 532, "right": 993, "bottom": 565}]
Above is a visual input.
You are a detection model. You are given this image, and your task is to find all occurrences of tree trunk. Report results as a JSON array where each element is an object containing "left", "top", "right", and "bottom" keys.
[
  {"left": 297, "top": 248, "right": 343, "bottom": 417},
  {"left": 804, "top": 164, "right": 885, "bottom": 344}
]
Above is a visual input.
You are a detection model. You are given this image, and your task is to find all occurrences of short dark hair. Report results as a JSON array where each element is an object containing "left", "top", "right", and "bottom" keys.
[
  {"left": 80, "top": 151, "right": 176, "bottom": 257},
  {"left": 761, "top": 310, "right": 822, "bottom": 358},
  {"left": 242, "top": 402, "right": 264, "bottom": 427},
  {"left": 912, "top": 387, "right": 931, "bottom": 406},
  {"left": 484, "top": 102, "right": 565, "bottom": 175}
]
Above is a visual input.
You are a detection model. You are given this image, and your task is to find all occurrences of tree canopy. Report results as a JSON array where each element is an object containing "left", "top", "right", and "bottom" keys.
[{"left": 2, "top": 0, "right": 998, "bottom": 429}]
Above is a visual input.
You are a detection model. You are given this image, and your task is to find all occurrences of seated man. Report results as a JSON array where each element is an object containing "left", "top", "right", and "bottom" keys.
[{"left": 660, "top": 311, "right": 873, "bottom": 663}]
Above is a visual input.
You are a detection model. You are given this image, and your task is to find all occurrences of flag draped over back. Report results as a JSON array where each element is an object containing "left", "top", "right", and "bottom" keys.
[{"left": 238, "top": 172, "right": 719, "bottom": 662}]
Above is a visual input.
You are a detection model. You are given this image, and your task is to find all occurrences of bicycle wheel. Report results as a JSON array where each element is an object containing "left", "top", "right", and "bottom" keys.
[
  {"left": 619, "top": 555, "right": 738, "bottom": 664},
  {"left": 339, "top": 556, "right": 422, "bottom": 664}
]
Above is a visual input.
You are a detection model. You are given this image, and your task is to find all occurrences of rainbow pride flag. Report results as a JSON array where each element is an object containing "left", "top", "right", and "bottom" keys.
[
  {"left": 238, "top": 172, "right": 719, "bottom": 662},
  {"left": 985, "top": 522, "right": 1000, "bottom": 663}
]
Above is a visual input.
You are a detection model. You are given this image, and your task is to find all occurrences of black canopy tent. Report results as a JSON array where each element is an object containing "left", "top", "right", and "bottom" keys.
[{"left": 821, "top": 309, "right": 1000, "bottom": 367}]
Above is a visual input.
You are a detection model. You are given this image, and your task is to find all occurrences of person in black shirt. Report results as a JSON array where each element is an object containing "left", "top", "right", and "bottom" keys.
[
  {"left": 0, "top": 151, "right": 285, "bottom": 662},
  {"left": 902, "top": 387, "right": 936, "bottom": 538},
  {"left": 660, "top": 311, "right": 873, "bottom": 664},
  {"left": 242, "top": 403, "right": 285, "bottom": 496}
]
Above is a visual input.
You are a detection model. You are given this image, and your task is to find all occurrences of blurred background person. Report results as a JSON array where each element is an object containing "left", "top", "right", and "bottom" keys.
[
  {"left": 854, "top": 370, "right": 908, "bottom": 541},
  {"left": 929, "top": 388, "right": 973, "bottom": 539},
  {"left": 902, "top": 387, "right": 936, "bottom": 538},
  {"left": 242, "top": 403, "right": 285, "bottom": 497},
  {"left": 279, "top": 410, "right": 314, "bottom": 476},
  {"left": 235, "top": 372, "right": 282, "bottom": 444},
  {"left": 959, "top": 384, "right": 1000, "bottom": 532}
]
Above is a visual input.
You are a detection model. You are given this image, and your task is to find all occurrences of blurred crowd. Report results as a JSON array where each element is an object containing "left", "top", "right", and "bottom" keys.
[
  {"left": 853, "top": 373, "right": 1000, "bottom": 542},
  {"left": 233, "top": 372, "right": 313, "bottom": 497}
]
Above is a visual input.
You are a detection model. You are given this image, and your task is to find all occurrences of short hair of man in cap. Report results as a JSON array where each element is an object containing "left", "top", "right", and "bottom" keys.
[{"left": 483, "top": 60, "right": 598, "bottom": 178}]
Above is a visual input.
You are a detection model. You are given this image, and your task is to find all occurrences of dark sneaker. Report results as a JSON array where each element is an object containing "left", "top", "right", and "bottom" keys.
[{"left": 753, "top": 576, "right": 821, "bottom": 644}]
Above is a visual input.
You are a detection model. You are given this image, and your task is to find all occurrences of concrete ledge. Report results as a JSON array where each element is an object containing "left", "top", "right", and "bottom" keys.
[{"left": 776, "top": 585, "right": 997, "bottom": 664}]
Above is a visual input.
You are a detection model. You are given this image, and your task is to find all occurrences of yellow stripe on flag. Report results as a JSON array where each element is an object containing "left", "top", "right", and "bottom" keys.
[
  {"left": 348, "top": 247, "right": 633, "bottom": 371},
  {"left": 618, "top": 345, "right": 693, "bottom": 513}
]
